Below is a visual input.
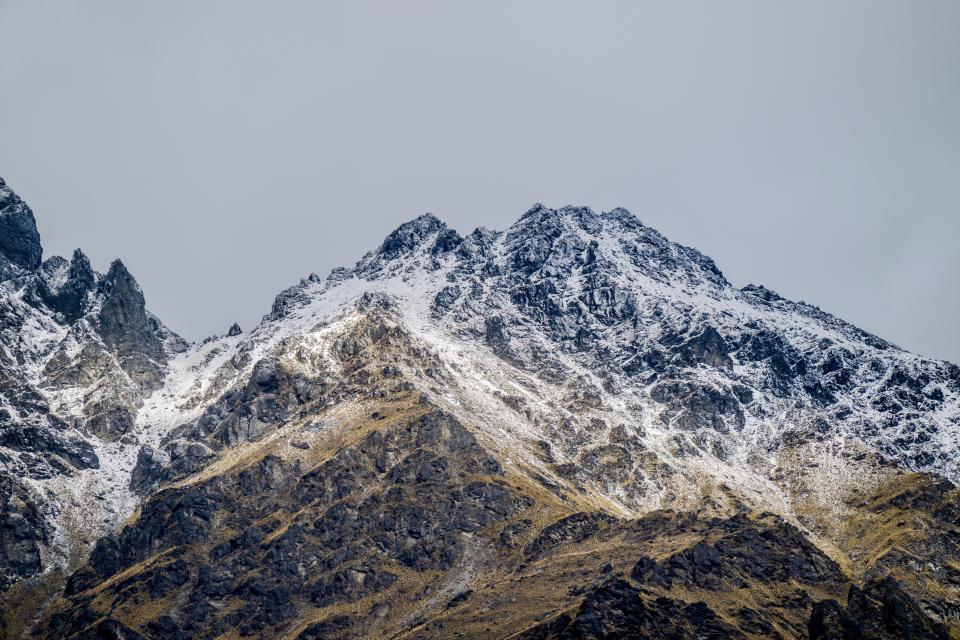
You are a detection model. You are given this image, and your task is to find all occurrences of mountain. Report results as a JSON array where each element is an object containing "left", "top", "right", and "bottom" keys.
[
  {"left": 1, "top": 178, "right": 958, "bottom": 639},
  {"left": 0, "top": 178, "right": 186, "bottom": 601}
]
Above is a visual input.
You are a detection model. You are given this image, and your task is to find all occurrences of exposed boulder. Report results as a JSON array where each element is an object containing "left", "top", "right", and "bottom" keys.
[{"left": 524, "top": 512, "right": 618, "bottom": 561}]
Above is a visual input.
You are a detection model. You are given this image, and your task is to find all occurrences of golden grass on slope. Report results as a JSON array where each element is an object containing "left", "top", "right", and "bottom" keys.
[
  {"left": 384, "top": 507, "right": 843, "bottom": 640},
  {"left": 0, "top": 569, "right": 66, "bottom": 640}
]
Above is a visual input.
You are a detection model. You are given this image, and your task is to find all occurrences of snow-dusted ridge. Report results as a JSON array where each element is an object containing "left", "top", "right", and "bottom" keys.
[
  {"left": 111, "top": 204, "right": 958, "bottom": 532},
  {"left": 145, "top": 204, "right": 960, "bottom": 488},
  {"left": 1, "top": 192, "right": 958, "bottom": 593}
]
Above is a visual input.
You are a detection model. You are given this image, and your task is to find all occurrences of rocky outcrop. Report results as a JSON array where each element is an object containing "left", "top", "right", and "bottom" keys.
[
  {"left": 523, "top": 512, "right": 618, "bottom": 561},
  {"left": 0, "top": 423, "right": 98, "bottom": 477},
  {"left": 0, "top": 475, "right": 50, "bottom": 593},
  {"left": 0, "top": 177, "right": 42, "bottom": 279},
  {"left": 33, "top": 250, "right": 97, "bottom": 322},
  {"left": 374, "top": 213, "right": 455, "bottom": 261},
  {"left": 129, "top": 445, "right": 168, "bottom": 496},
  {"left": 631, "top": 514, "right": 844, "bottom": 590},
  {"left": 809, "top": 578, "right": 951, "bottom": 640},
  {"left": 517, "top": 578, "right": 740, "bottom": 640},
  {"left": 96, "top": 260, "right": 168, "bottom": 390}
]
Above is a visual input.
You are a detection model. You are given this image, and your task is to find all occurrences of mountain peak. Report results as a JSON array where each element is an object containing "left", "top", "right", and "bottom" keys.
[
  {"left": 0, "top": 176, "right": 43, "bottom": 277},
  {"left": 602, "top": 206, "right": 644, "bottom": 227},
  {"left": 375, "top": 213, "right": 453, "bottom": 259},
  {"left": 350, "top": 212, "right": 468, "bottom": 275},
  {"left": 103, "top": 258, "right": 137, "bottom": 289},
  {"left": 68, "top": 248, "right": 94, "bottom": 282},
  {"left": 4, "top": 189, "right": 960, "bottom": 639},
  {"left": 510, "top": 204, "right": 649, "bottom": 243},
  {"left": 33, "top": 247, "right": 98, "bottom": 321},
  {"left": 516, "top": 203, "right": 599, "bottom": 227}
]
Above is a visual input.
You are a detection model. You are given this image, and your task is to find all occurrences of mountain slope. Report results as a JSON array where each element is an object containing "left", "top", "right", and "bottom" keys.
[
  {"left": 0, "top": 178, "right": 185, "bottom": 599},
  {"left": 1, "top": 180, "right": 959, "bottom": 638}
]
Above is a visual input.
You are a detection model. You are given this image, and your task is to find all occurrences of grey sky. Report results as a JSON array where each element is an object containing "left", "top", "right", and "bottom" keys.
[{"left": 1, "top": 2, "right": 958, "bottom": 363}]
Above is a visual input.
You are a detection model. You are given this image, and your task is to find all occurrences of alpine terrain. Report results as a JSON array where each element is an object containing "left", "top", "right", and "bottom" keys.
[{"left": 1, "top": 175, "right": 959, "bottom": 639}]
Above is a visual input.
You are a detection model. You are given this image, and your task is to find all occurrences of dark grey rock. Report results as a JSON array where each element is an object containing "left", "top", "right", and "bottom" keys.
[
  {"left": 129, "top": 445, "right": 169, "bottom": 495},
  {"left": 809, "top": 577, "right": 951, "bottom": 640},
  {"left": 524, "top": 512, "right": 618, "bottom": 560},
  {"left": 674, "top": 327, "right": 732, "bottom": 369},
  {"left": 517, "top": 578, "right": 740, "bottom": 639},
  {"left": 375, "top": 213, "right": 447, "bottom": 260},
  {"left": 631, "top": 514, "right": 844, "bottom": 590},
  {"left": 0, "top": 475, "right": 50, "bottom": 593},
  {"left": 0, "top": 177, "right": 42, "bottom": 277},
  {"left": 96, "top": 259, "right": 168, "bottom": 390},
  {"left": 37, "top": 249, "right": 97, "bottom": 321}
]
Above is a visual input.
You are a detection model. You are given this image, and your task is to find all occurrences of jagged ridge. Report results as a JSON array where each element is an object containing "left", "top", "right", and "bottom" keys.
[{"left": 1, "top": 177, "right": 959, "bottom": 639}]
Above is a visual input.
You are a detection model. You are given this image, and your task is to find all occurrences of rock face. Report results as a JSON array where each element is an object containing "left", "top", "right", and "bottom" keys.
[
  {"left": 0, "top": 475, "right": 50, "bottom": 594},
  {"left": 96, "top": 259, "right": 169, "bottom": 390},
  {"left": 0, "top": 177, "right": 43, "bottom": 278},
  {"left": 630, "top": 514, "right": 845, "bottom": 590},
  {"left": 2, "top": 178, "right": 960, "bottom": 638},
  {"left": 0, "top": 178, "right": 185, "bottom": 604},
  {"left": 36, "top": 249, "right": 97, "bottom": 322},
  {"left": 517, "top": 578, "right": 741, "bottom": 640},
  {"left": 809, "top": 577, "right": 952, "bottom": 640}
]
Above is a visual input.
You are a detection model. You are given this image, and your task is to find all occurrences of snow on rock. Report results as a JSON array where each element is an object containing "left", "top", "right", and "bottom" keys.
[{"left": 2, "top": 188, "right": 958, "bottom": 593}]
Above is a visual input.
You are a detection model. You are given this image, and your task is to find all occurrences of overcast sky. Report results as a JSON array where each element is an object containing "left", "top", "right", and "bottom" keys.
[{"left": 1, "top": 2, "right": 958, "bottom": 362}]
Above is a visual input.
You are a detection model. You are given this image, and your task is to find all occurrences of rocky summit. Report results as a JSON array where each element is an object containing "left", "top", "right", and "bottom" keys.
[{"left": 1, "top": 178, "right": 959, "bottom": 640}]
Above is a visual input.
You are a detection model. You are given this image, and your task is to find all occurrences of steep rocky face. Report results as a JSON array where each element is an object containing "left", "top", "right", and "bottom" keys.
[
  {"left": 0, "top": 178, "right": 185, "bottom": 604},
  {"left": 96, "top": 259, "right": 169, "bottom": 390},
  {"left": 0, "top": 475, "right": 50, "bottom": 594},
  {"left": 0, "top": 177, "right": 42, "bottom": 279},
  {"left": 34, "top": 250, "right": 97, "bottom": 323},
  {"left": 808, "top": 577, "right": 953, "bottom": 640},
  {"left": 2, "top": 183, "right": 959, "bottom": 638}
]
